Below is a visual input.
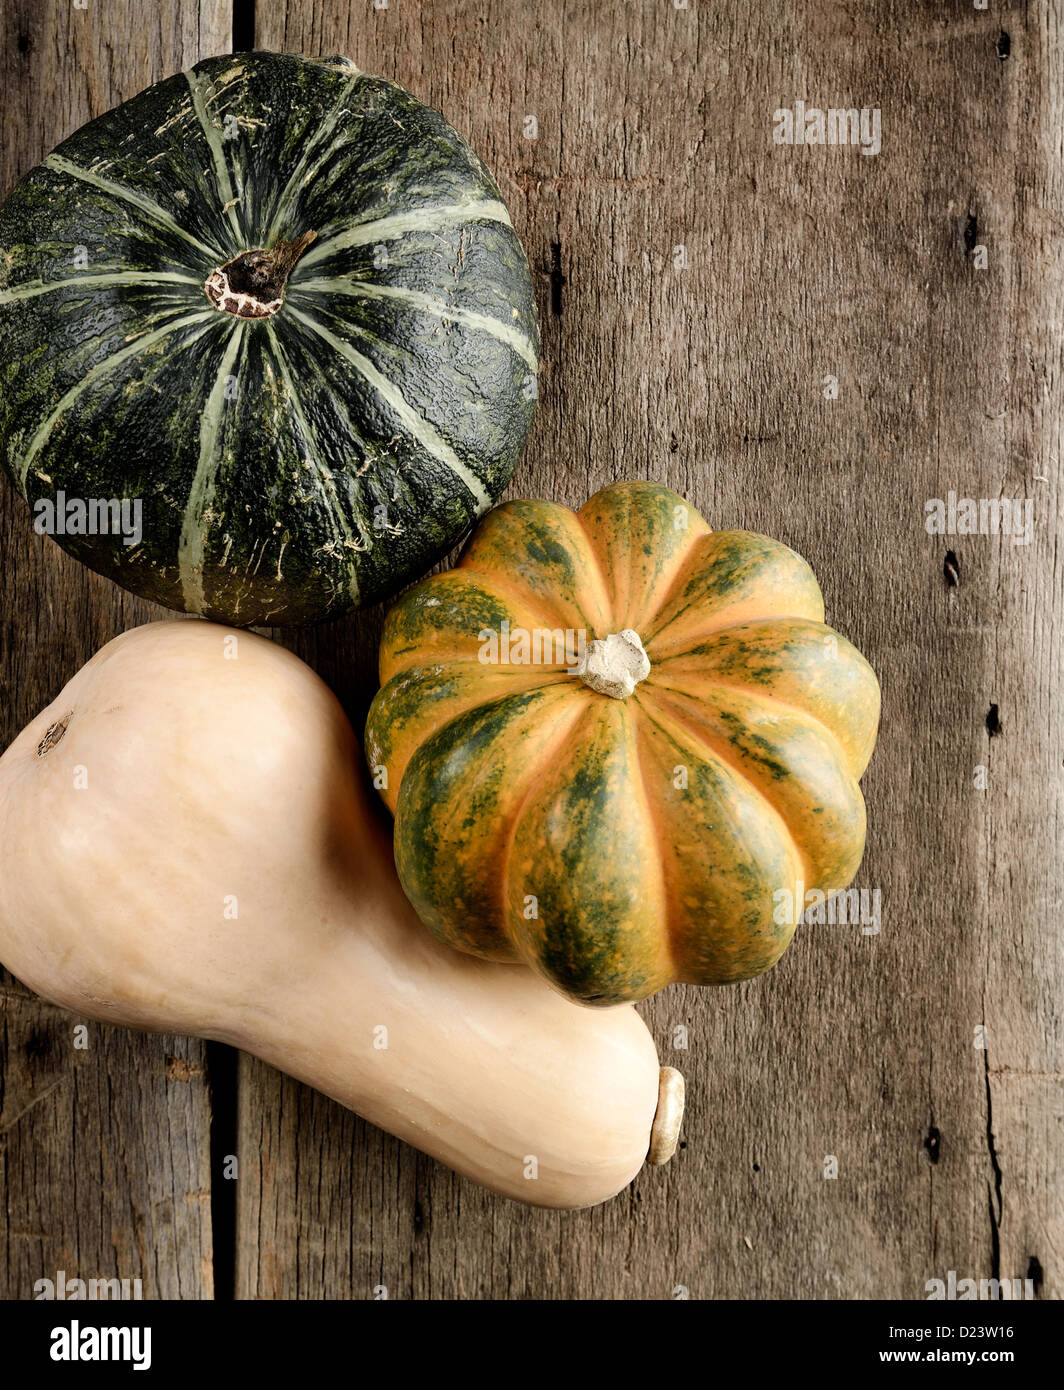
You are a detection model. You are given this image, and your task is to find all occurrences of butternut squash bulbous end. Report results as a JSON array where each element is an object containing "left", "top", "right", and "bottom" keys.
[{"left": 0, "top": 620, "right": 681, "bottom": 1209}]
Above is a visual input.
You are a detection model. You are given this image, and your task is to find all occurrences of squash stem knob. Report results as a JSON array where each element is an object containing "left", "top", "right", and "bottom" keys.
[
  {"left": 575, "top": 629, "right": 651, "bottom": 699},
  {"left": 648, "top": 1066, "right": 685, "bottom": 1165},
  {"left": 204, "top": 231, "right": 317, "bottom": 319}
]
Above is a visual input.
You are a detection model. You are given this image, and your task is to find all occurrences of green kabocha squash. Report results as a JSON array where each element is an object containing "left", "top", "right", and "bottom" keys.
[
  {"left": 366, "top": 480, "right": 881, "bottom": 1006},
  {"left": 0, "top": 53, "right": 538, "bottom": 624}
]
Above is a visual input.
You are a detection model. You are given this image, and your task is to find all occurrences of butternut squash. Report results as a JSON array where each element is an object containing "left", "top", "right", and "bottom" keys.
[{"left": 0, "top": 621, "right": 682, "bottom": 1208}]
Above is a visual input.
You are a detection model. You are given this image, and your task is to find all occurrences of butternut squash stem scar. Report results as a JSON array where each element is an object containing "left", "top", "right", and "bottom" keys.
[
  {"left": 648, "top": 1066, "right": 685, "bottom": 1164},
  {"left": 36, "top": 716, "right": 71, "bottom": 757}
]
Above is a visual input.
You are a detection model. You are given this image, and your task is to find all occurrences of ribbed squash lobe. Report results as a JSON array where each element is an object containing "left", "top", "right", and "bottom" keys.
[{"left": 366, "top": 480, "right": 881, "bottom": 1005}]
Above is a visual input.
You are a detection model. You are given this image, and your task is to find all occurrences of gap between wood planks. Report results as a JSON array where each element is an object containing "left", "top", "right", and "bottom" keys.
[
  {"left": 232, "top": 0, "right": 256, "bottom": 56},
  {"left": 197, "top": 0, "right": 257, "bottom": 1304}
]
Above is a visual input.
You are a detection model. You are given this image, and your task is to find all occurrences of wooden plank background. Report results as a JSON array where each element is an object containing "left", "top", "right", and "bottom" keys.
[{"left": 1, "top": 0, "right": 1060, "bottom": 1300}]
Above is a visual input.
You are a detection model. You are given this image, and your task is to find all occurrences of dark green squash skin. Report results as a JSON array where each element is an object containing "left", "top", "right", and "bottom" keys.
[{"left": 0, "top": 53, "right": 539, "bottom": 624}]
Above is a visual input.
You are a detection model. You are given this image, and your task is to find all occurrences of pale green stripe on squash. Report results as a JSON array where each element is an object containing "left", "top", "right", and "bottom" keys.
[
  {"left": 17, "top": 309, "right": 216, "bottom": 492},
  {"left": 183, "top": 68, "right": 244, "bottom": 244},
  {"left": 264, "top": 69, "right": 364, "bottom": 244},
  {"left": 263, "top": 322, "right": 367, "bottom": 604},
  {"left": 299, "top": 200, "right": 513, "bottom": 267},
  {"left": 286, "top": 303, "right": 491, "bottom": 511},
  {"left": 43, "top": 154, "right": 222, "bottom": 262},
  {"left": 178, "top": 322, "right": 247, "bottom": 614},
  {"left": 0, "top": 270, "right": 201, "bottom": 304},
  {"left": 298, "top": 276, "right": 539, "bottom": 370}
]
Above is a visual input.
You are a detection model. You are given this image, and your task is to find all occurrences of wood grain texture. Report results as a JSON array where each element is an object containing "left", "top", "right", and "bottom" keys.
[
  {"left": 0, "top": 0, "right": 229, "bottom": 1301},
  {"left": 0, "top": 996, "right": 214, "bottom": 1299},
  {"left": 2, "top": 0, "right": 1061, "bottom": 1300}
]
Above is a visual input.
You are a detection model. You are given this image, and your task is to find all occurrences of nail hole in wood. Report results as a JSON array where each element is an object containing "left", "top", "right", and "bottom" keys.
[
  {"left": 549, "top": 242, "right": 566, "bottom": 316},
  {"left": 923, "top": 1126, "right": 941, "bottom": 1164},
  {"left": 963, "top": 214, "right": 978, "bottom": 255}
]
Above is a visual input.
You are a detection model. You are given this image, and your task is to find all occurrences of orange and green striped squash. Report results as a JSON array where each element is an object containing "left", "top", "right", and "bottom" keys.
[{"left": 365, "top": 480, "right": 880, "bottom": 1006}]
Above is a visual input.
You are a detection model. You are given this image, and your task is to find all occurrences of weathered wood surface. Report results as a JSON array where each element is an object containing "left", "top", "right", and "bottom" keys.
[{"left": 1, "top": 0, "right": 1061, "bottom": 1300}]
